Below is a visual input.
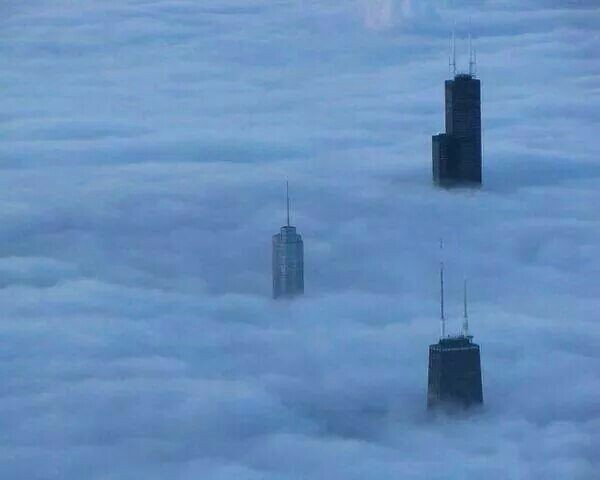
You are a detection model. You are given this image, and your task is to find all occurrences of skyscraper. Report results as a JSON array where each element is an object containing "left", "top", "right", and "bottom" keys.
[
  {"left": 432, "top": 36, "right": 482, "bottom": 186},
  {"left": 427, "top": 267, "right": 483, "bottom": 410},
  {"left": 272, "top": 183, "right": 304, "bottom": 299}
]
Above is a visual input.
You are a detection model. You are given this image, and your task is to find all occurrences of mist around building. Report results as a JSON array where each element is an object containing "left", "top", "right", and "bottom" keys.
[{"left": 1, "top": 1, "right": 598, "bottom": 479}]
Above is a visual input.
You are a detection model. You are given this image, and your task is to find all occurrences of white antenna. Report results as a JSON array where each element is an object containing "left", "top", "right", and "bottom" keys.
[
  {"left": 439, "top": 238, "right": 445, "bottom": 339},
  {"left": 440, "top": 261, "right": 446, "bottom": 339},
  {"left": 450, "top": 30, "right": 456, "bottom": 77},
  {"left": 468, "top": 31, "right": 474, "bottom": 76},
  {"left": 286, "top": 181, "right": 290, "bottom": 227},
  {"left": 462, "top": 279, "right": 469, "bottom": 337}
]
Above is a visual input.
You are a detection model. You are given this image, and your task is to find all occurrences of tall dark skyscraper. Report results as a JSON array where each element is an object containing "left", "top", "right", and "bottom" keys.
[
  {"left": 427, "top": 267, "right": 483, "bottom": 410},
  {"left": 272, "top": 183, "right": 304, "bottom": 299},
  {"left": 432, "top": 37, "right": 482, "bottom": 186}
]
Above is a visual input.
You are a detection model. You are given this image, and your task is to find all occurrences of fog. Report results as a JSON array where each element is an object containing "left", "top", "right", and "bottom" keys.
[{"left": 0, "top": 1, "right": 598, "bottom": 478}]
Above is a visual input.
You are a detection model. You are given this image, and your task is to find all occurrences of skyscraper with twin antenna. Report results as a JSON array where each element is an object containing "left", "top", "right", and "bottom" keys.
[
  {"left": 272, "top": 182, "right": 304, "bottom": 299},
  {"left": 427, "top": 262, "right": 483, "bottom": 410},
  {"left": 432, "top": 33, "right": 482, "bottom": 186}
]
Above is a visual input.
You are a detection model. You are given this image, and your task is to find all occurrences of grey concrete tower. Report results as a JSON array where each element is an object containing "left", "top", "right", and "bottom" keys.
[
  {"left": 432, "top": 35, "right": 482, "bottom": 186},
  {"left": 272, "top": 183, "right": 304, "bottom": 299},
  {"left": 427, "top": 270, "right": 483, "bottom": 410}
]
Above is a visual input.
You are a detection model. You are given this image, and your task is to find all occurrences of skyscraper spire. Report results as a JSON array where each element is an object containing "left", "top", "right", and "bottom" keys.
[
  {"left": 449, "top": 30, "right": 456, "bottom": 77},
  {"left": 468, "top": 32, "right": 474, "bottom": 77},
  {"left": 440, "top": 261, "right": 446, "bottom": 339},
  {"left": 273, "top": 181, "right": 304, "bottom": 299},
  {"left": 462, "top": 278, "right": 469, "bottom": 337},
  {"left": 286, "top": 180, "right": 290, "bottom": 227}
]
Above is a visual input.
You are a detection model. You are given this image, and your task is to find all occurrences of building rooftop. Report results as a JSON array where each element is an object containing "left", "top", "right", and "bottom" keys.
[
  {"left": 455, "top": 72, "right": 474, "bottom": 79},
  {"left": 431, "top": 335, "right": 477, "bottom": 350}
]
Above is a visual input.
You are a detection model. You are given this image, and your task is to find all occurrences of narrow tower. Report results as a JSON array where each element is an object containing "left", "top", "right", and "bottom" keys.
[
  {"left": 462, "top": 279, "right": 469, "bottom": 337},
  {"left": 432, "top": 33, "right": 482, "bottom": 187},
  {"left": 440, "top": 261, "right": 445, "bottom": 339},
  {"left": 427, "top": 273, "right": 483, "bottom": 410},
  {"left": 272, "top": 182, "right": 304, "bottom": 299}
]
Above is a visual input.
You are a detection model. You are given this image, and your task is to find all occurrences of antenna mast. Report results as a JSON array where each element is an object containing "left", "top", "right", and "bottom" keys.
[
  {"left": 449, "top": 30, "right": 456, "bottom": 77},
  {"left": 440, "top": 261, "right": 446, "bottom": 339},
  {"left": 439, "top": 238, "right": 445, "bottom": 338},
  {"left": 462, "top": 279, "right": 469, "bottom": 337},
  {"left": 286, "top": 181, "right": 290, "bottom": 227},
  {"left": 468, "top": 32, "right": 474, "bottom": 76}
]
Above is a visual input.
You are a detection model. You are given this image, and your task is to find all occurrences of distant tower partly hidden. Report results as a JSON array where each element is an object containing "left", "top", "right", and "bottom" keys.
[
  {"left": 272, "top": 182, "right": 304, "bottom": 299},
  {"left": 427, "top": 264, "right": 483, "bottom": 410},
  {"left": 432, "top": 33, "right": 482, "bottom": 186}
]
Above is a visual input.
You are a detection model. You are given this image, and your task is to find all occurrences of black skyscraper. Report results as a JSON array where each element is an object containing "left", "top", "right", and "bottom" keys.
[
  {"left": 432, "top": 41, "right": 482, "bottom": 186},
  {"left": 272, "top": 183, "right": 304, "bottom": 299},
  {"left": 427, "top": 269, "right": 483, "bottom": 410}
]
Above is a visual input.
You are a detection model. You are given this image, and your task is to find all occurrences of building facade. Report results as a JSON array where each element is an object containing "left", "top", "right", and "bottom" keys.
[
  {"left": 432, "top": 72, "right": 482, "bottom": 186},
  {"left": 432, "top": 133, "right": 458, "bottom": 184},
  {"left": 272, "top": 225, "right": 304, "bottom": 299},
  {"left": 427, "top": 336, "right": 483, "bottom": 409}
]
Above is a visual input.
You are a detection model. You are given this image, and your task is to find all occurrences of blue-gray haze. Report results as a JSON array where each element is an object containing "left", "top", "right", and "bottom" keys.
[{"left": 1, "top": 1, "right": 599, "bottom": 479}]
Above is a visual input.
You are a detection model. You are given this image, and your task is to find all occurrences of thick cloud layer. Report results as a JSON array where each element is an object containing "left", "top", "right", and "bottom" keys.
[{"left": 1, "top": 1, "right": 599, "bottom": 479}]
